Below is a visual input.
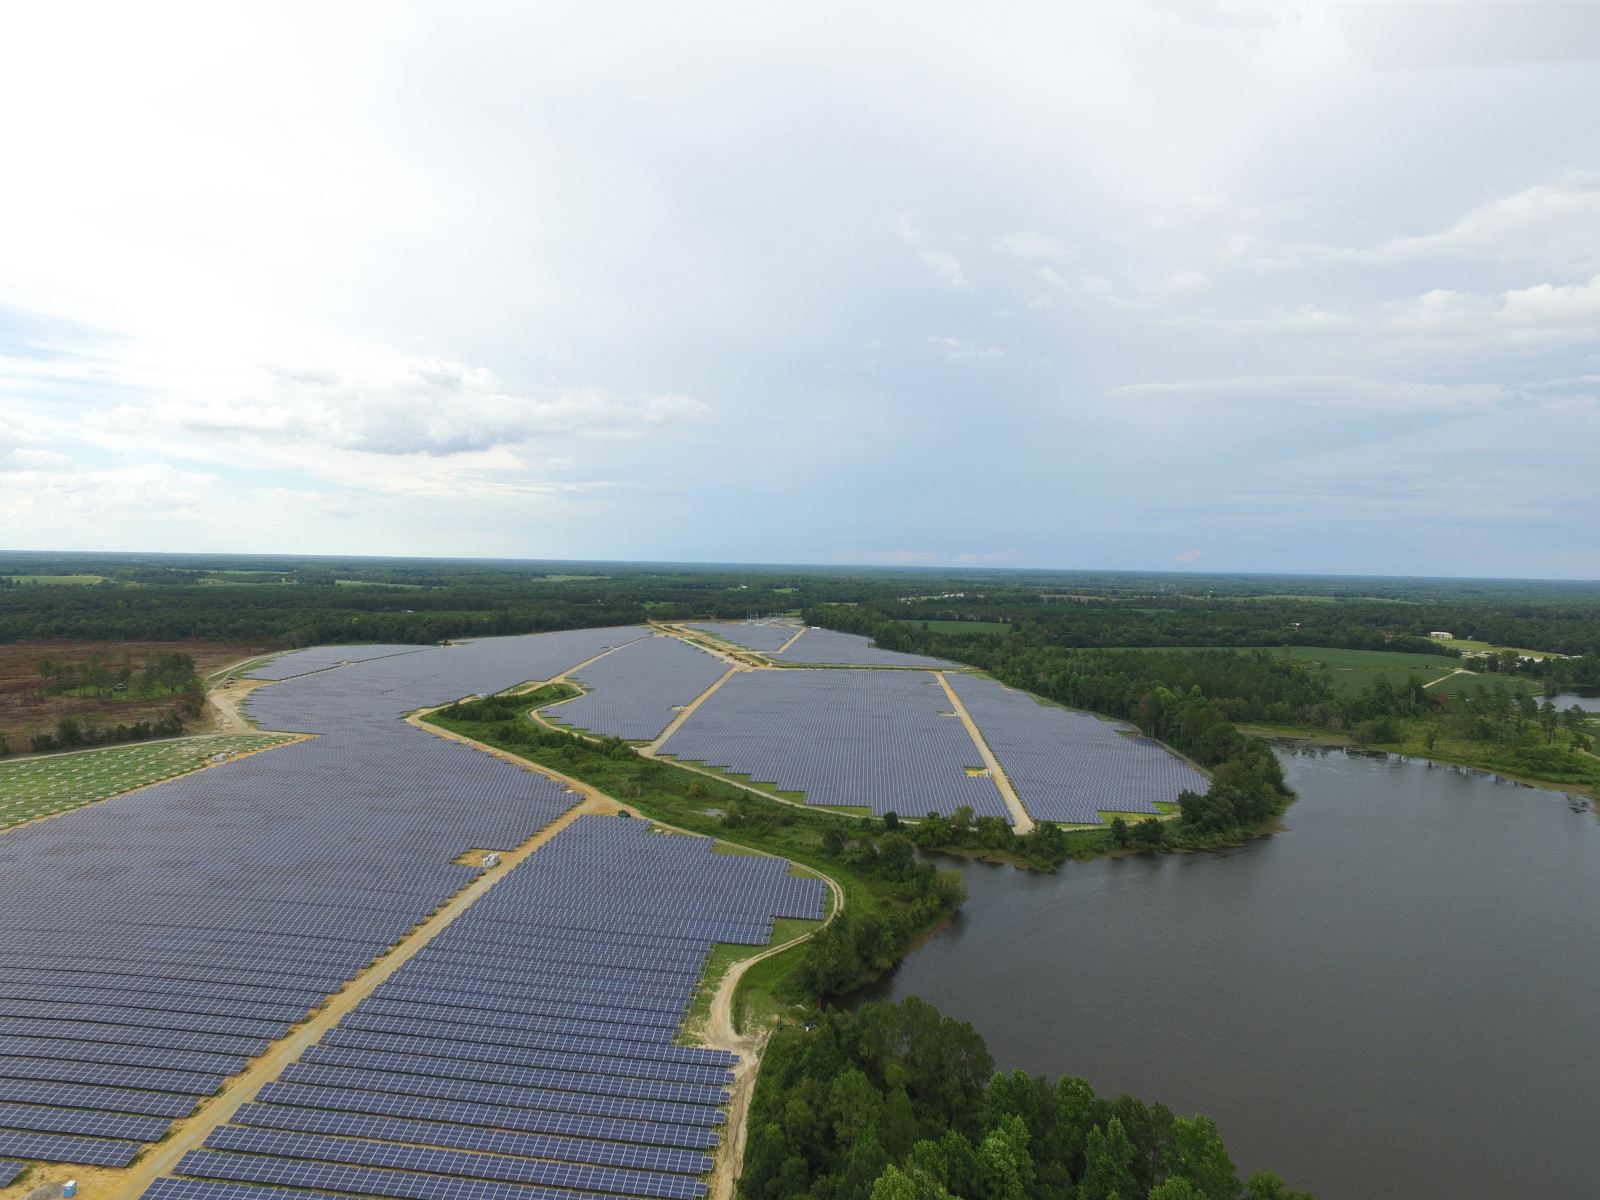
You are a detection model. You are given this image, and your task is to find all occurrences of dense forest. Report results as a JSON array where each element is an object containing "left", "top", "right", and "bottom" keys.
[
  {"left": 743, "top": 999, "right": 1309, "bottom": 1200},
  {"left": 6, "top": 553, "right": 1600, "bottom": 662}
]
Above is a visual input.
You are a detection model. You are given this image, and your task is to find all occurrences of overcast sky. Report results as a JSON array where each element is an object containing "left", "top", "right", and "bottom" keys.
[{"left": 3, "top": 1, "right": 1598, "bottom": 577}]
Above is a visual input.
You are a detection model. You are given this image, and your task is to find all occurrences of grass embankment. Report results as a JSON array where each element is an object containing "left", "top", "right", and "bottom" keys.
[
  {"left": 0, "top": 733, "right": 296, "bottom": 831},
  {"left": 423, "top": 697, "right": 965, "bottom": 1027},
  {"left": 1370, "top": 721, "right": 1600, "bottom": 796}
]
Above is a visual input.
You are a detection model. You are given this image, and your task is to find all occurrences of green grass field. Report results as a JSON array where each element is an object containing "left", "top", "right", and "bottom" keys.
[
  {"left": 1431, "top": 637, "right": 1567, "bottom": 661},
  {"left": 1425, "top": 670, "right": 1544, "bottom": 698},
  {"left": 1261, "top": 646, "right": 1461, "bottom": 694},
  {"left": 893, "top": 619, "right": 1012, "bottom": 636},
  {"left": 0, "top": 734, "right": 295, "bottom": 831},
  {"left": 3, "top": 574, "right": 105, "bottom": 586}
]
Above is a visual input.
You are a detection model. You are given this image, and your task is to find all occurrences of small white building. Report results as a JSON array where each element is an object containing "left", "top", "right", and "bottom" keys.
[{"left": 1431, "top": 631, "right": 1454, "bottom": 640}]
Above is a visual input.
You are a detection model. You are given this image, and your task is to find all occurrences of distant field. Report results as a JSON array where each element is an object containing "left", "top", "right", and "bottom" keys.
[
  {"left": 1102, "top": 645, "right": 1465, "bottom": 695},
  {"left": 3, "top": 574, "right": 105, "bottom": 586},
  {"left": 1427, "top": 670, "right": 1544, "bottom": 698},
  {"left": 0, "top": 733, "right": 295, "bottom": 830},
  {"left": 1432, "top": 637, "right": 1567, "bottom": 660},
  {"left": 1262, "top": 646, "right": 1461, "bottom": 695},
  {"left": 894, "top": 619, "right": 1012, "bottom": 635},
  {"left": 333, "top": 578, "right": 424, "bottom": 589}
]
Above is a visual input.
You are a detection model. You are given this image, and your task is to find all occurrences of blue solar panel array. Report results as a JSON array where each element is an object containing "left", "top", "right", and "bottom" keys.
[
  {"left": 140, "top": 815, "right": 824, "bottom": 1200},
  {"left": 683, "top": 622, "right": 798, "bottom": 653},
  {"left": 947, "top": 673, "right": 1211, "bottom": 823},
  {"left": 659, "top": 670, "right": 1008, "bottom": 820},
  {"left": 545, "top": 638, "right": 727, "bottom": 741},
  {"left": 0, "top": 627, "right": 652, "bottom": 1170},
  {"left": 0, "top": 1160, "right": 24, "bottom": 1187},
  {"left": 774, "top": 628, "right": 955, "bottom": 669},
  {"left": 247, "top": 644, "right": 430, "bottom": 680}
]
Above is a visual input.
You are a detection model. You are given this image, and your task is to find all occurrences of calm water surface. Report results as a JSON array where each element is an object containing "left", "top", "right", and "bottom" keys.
[
  {"left": 852, "top": 749, "right": 1600, "bottom": 1200},
  {"left": 1543, "top": 689, "right": 1600, "bottom": 712}
]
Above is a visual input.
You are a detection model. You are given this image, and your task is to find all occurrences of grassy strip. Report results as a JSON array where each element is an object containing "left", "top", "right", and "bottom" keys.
[{"left": 510, "top": 681, "right": 582, "bottom": 706}]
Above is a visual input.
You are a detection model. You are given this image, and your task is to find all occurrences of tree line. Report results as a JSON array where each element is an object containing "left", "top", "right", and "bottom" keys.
[{"left": 743, "top": 998, "right": 1310, "bottom": 1200}]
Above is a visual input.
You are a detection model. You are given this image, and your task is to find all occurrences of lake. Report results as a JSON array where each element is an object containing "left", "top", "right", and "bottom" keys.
[
  {"left": 1543, "top": 689, "right": 1600, "bottom": 713},
  {"left": 850, "top": 748, "right": 1600, "bottom": 1199}
]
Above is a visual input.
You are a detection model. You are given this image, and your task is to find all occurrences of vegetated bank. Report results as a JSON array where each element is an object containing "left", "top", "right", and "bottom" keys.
[{"left": 742, "top": 998, "right": 1310, "bottom": 1200}]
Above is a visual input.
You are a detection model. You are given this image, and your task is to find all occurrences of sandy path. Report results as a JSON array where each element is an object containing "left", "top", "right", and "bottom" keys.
[
  {"left": 655, "top": 624, "right": 772, "bottom": 670},
  {"left": 772, "top": 626, "right": 807, "bottom": 657},
  {"left": 643, "top": 666, "right": 743, "bottom": 754},
  {"left": 935, "top": 671, "right": 1034, "bottom": 833},
  {"left": 1423, "top": 667, "right": 1476, "bottom": 690},
  {"left": 701, "top": 865, "right": 844, "bottom": 1200},
  {"left": 47, "top": 778, "right": 606, "bottom": 1200},
  {"left": 205, "top": 673, "right": 271, "bottom": 734},
  {"left": 422, "top": 709, "right": 847, "bottom": 1200}
]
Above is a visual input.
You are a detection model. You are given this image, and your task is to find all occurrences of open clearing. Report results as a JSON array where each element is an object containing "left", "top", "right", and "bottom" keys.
[
  {"left": 893, "top": 619, "right": 1012, "bottom": 636},
  {"left": 0, "top": 639, "right": 265, "bottom": 750}
]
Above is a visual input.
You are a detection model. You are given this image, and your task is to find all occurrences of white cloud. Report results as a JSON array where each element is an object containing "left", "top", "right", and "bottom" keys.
[
  {"left": 894, "top": 214, "right": 968, "bottom": 288},
  {"left": 1112, "top": 374, "right": 1509, "bottom": 411},
  {"left": 1355, "top": 184, "right": 1600, "bottom": 273},
  {"left": 929, "top": 336, "right": 1005, "bottom": 362},
  {"left": 1174, "top": 548, "right": 1205, "bottom": 563},
  {"left": 138, "top": 359, "right": 711, "bottom": 456},
  {"left": 994, "top": 231, "right": 1076, "bottom": 262}
]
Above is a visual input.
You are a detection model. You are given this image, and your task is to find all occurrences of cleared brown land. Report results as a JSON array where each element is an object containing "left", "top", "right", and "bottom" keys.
[{"left": 0, "top": 640, "right": 270, "bottom": 751}]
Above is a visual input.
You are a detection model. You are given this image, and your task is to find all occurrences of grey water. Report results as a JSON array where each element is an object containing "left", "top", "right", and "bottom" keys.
[
  {"left": 1543, "top": 689, "right": 1600, "bottom": 712},
  {"left": 850, "top": 748, "right": 1600, "bottom": 1200}
]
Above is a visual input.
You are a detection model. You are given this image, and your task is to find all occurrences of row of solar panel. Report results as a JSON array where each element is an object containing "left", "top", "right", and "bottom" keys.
[
  {"left": 659, "top": 668, "right": 1009, "bottom": 819},
  {"left": 143, "top": 815, "right": 826, "bottom": 1200},
  {"left": 947, "top": 673, "right": 1209, "bottom": 823},
  {"left": 0, "top": 629, "right": 657, "bottom": 1172},
  {"left": 545, "top": 636, "right": 727, "bottom": 741}
]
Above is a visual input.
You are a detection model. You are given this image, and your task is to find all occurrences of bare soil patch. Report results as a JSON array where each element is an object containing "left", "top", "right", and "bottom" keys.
[{"left": 0, "top": 640, "right": 269, "bottom": 751}]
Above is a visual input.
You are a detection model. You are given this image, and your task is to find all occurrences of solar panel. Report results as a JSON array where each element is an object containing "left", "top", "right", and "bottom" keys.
[
  {"left": 2, "top": 627, "right": 835, "bottom": 1191},
  {"left": 660, "top": 669, "right": 1008, "bottom": 819},
  {"left": 202, "top": 1125, "right": 705, "bottom": 1200},
  {"left": 0, "top": 1101, "right": 169, "bottom": 1142},
  {"left": 0, "top": 1160, "right": 25, "bottom": 1188},
  {"left": 544, "top": 637, "right": 726, "bottom": 741},
  {"left": 774, "top": 627, "right": 955, "bottom": 668},
  {"left": 947, "top": 673, "right": 1210, "bottom": 823},
  {"left": 175, "top": 1148, "right": 642, "bottom": 1200},
  {"left": 0, "top": 1129, "right": 142, "bottom": 1168},
  {"left": 683, "top": 622, "right": 799, "bottom": 653},
  {"left": 230, "top": 1103, "right": 713, "bottom": 1176}
]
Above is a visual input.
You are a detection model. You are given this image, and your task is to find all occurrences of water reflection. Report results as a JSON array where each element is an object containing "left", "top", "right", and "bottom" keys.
[{"left": 849, "top": 748, "right": 1600, "bottom": 1200}]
